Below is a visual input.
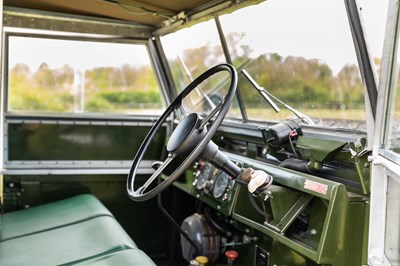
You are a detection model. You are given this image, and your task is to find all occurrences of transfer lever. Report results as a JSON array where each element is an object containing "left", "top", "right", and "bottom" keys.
[{"left": 239, "top": 168, "right": 273, "bottom": 196}]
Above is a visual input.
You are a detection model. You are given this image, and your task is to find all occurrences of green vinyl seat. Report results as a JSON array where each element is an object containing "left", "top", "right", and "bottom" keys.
[
  {"left": 0, "top": 195, "right": 156, "bottom": 266},
  {"left": 0, "top": 194, "right": 112, "bottom": 241}
]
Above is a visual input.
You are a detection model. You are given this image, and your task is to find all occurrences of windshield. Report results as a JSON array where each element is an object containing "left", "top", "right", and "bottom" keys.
[{"left": 161, "top": 0, "right": 385, "bottom": 130}]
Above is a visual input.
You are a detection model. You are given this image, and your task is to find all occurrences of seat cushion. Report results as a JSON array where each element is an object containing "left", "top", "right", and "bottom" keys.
[
  {"left": 1, "top": 194, "right": 112, "bottom": 241},
  {"left": 0, "top": 216, "right": 142, "bottom": 266},
  {"left": 73, "top": 249, "right": 156, "bottom": 266}
]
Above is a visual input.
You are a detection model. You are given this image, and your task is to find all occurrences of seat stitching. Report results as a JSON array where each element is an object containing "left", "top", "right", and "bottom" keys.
[
  {"left": 0, "top": 213, "right": 115, "bottom": 242},
  {"left": 56, "top": 245, "right": 135, "bottom": 266}
]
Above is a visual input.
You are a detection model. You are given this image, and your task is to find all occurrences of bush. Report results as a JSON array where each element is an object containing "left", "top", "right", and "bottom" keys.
[{"left": 96, "top": 90, "right": 162, "bottom": 104}]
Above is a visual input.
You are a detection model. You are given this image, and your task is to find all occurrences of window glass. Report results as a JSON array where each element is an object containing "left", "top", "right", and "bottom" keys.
[
  {"left": 358, "top": 0, "right": 389, "bottom": 76},
  {"left": 386, "top": 31, "right": 400, "bottom": 155},
  {"left": 161, "top": 20, "right": 225, "bottom": 92},
  {"left": 219, "top": 0, "right": 366, "bottom": 128},
  {"left": 161, "top": 20, "right": 242, "bottom": 118},
  {"left": 8, "top": 36, "right": 163, "bottom": 115}
]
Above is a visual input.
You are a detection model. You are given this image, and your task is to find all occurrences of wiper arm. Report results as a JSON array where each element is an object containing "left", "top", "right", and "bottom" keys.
[
  {"left": 242, "top": 69, "right": 315, "bottom": 125},
  {"left": 242, "top": 70, "right": 280, "bottom": 113},
  {"left": 177, "top": 56, "right": 216, "bottom": 110}
]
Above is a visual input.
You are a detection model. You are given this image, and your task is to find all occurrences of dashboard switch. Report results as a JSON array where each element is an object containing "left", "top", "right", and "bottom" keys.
[{"left": 225, "top": 250, "right": 239, "bottom": 265}]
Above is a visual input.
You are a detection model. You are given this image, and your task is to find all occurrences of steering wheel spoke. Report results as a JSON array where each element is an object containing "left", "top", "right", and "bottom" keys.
[
  {"left": 199, "top": 101, "right": 223, "bottom": 130},
  {"left": 138, "top": 154, "right": 175, "bottom": 194},
  {"left": 179, "top": 106, "right": 187, "bottom": 118},
  {"left": 175, "top": 103, "right": 188, "bottom": 121}
]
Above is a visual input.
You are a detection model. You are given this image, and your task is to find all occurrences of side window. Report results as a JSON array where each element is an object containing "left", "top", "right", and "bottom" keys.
[
  {"left": 386, "top": 32, "right": 400, "bottom": 156},
  {"left": 7, "top": 36, "right": 163, "bottom": 115},
  {"left": 380, "top": 7, "right": 400, "bottom": 265},
  {"left": 381, "top": 53, "right": 400, "bottom": 262}
]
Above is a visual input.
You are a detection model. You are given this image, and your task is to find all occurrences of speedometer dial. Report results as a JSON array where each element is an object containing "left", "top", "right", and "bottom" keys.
[
  {"left": 212, "top": 171, "right": 230, "bottom": 199},
  {"left": 196, "top": 163, "right": 212, "bottom": 190}
]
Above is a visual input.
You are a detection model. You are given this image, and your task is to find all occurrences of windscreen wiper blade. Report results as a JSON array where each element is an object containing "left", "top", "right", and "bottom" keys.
[
  {"left": 242, "top": 70, "right": 280, "bottom": 113},
  {"left": 242, "top": 69, "right": 315, "bottom": 125},
  {"left": 177, "top": 56, "right": 216, "bottom": 110}
]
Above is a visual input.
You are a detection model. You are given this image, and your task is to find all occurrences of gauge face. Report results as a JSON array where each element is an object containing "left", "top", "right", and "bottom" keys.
[
  {"left": 196, "top": 163, "right": 212, "bottom": 190},
  {"left": 212, "top": 171, "right": 230, "bottom": 199}
]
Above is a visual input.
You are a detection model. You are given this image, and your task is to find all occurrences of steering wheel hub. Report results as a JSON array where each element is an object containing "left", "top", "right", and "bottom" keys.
[{"left": 167, "top": 113, "right": 206, "bottom": 155}]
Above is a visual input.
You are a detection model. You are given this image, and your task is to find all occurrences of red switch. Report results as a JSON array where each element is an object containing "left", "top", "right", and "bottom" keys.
[{"left": 225, "top": 250, "right": 239, "bottom": 265}]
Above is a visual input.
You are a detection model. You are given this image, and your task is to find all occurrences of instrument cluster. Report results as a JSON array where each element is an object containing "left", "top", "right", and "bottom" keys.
[{"left": 193, "top": 160, "right": 234, "bottom": 201}]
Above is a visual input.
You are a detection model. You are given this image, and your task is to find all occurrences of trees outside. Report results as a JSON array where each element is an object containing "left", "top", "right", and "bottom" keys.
[
  {"left": 9, "top": 63, "right": 162, "bottom": 114},
  {"left": 9, "top": 32, "right": 365, "bottom": 119},
  {"left": 9, "top": 63, "right": 74, "bottom": 112},
  {"left": 170, "top": 32, "right": 365, "bottom": 121}
]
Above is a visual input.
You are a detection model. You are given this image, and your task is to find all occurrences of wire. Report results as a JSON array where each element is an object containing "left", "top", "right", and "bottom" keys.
[
  {"left": 203, "top": 206, "right": 232, "bottom": 239},
  {"left": 247, "top": 192, "right": 272, "bottom": 222},
  {"left": 156, "top": 178, "right": 200, "bottom": 256},
  {"left": 288, "top": 131, "right": 299, "bottom": 159}
]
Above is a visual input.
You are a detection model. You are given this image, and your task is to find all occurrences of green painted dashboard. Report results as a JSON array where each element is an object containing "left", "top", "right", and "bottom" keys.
[{"left": 173, "top": 124, "right": 369, "bottom": 266}]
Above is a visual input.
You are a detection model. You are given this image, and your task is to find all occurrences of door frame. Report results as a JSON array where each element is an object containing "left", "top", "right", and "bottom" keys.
[{"left": 369, "top": 0, "right": 400, "bottom": 264}]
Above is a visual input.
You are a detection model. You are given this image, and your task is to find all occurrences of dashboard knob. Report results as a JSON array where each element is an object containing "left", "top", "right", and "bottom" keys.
[
  {"left": 195, "top": 256, "right": 208, "bottom": 266},
  {"left": 240, "top": 168, "right": 254, "bottom": 183},
  {"left": 225, "top": 250, "right": 239, "bottom": 264},
  {"left": 204, "top": 180, "right": 213, "bottom": 191}
]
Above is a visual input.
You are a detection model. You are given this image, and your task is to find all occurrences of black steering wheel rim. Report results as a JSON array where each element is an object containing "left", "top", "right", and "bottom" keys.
[{"left": 127, "top": 63, "right": 237, "bottom": 202}]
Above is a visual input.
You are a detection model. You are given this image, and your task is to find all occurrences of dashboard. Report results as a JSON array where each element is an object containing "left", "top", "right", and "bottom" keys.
[
  {"left": 194, "top": 161, "right": 234, "bottom": 202},
  {"left": 188, "top": 160, "right": 239, "bottom": 217},
  {"left": 173, "top": 121, "right": 370, "bottom": 265},
  {"left": 176, "top": 154, "right": 368, "bottom": 265}
]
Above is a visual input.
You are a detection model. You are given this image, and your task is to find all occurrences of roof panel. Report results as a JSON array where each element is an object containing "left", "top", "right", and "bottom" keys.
[{"left": 4, "top": 0, "right": 210, "bottom": 26}]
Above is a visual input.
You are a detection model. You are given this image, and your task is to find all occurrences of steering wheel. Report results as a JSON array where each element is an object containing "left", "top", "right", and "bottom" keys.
[{"left": 127, "top": 63, "right": 238, "bottom": 202}]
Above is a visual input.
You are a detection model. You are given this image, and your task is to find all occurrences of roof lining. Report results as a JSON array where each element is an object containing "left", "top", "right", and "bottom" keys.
[
  {"left": 3, "top": 7, "right": 153, "bottom": 39},
  {"left": 155, "top": 0, "right": 263, "bottom": 36},
  {"left": 3, "top": 0, "right": 263, "bottom": 37}
]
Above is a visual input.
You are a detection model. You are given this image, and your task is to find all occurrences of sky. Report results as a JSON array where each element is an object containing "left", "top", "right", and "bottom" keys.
[
  {"left": 8, "top": 37, "right": 152, "bottom": 71},
  {"left": 9, "top": 0, "right": 389, "bottom": 74},
  {"left": 360, "top": 0, "right": 390, "bottom": 56}
]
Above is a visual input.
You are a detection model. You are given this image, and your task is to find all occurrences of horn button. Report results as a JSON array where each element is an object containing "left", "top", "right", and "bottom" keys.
[{"left": 167, "top": 113, "right": 207, "bottom": 155}]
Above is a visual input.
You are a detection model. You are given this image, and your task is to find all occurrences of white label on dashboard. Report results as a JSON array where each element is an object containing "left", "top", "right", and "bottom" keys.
[{"left": 304, "top": 180, "right": 328, "bottom": 195}]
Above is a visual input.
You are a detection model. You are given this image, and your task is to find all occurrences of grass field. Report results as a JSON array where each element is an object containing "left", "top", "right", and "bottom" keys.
[{"left": 228, "top": 108, "right": 366, "bottom": 122}]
